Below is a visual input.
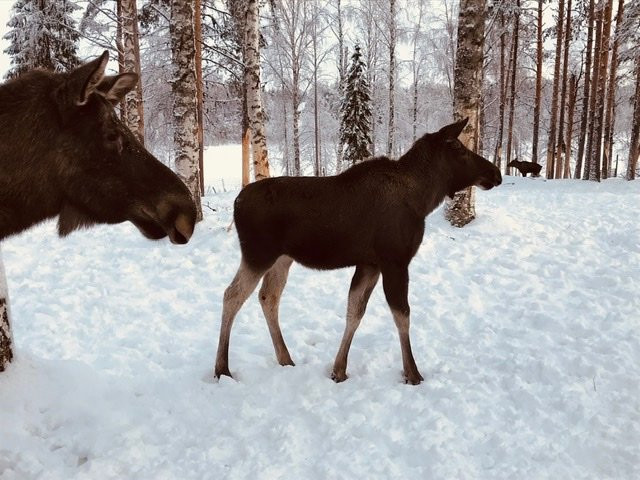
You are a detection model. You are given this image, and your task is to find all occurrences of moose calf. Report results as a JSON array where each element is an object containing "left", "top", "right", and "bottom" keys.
[{"left": 214, "top": 118, "right": 502, "bottom": 385}]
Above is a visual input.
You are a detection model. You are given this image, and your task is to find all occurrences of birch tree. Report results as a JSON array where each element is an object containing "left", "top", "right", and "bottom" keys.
[
  {"left": 120, "top": 0, "right": 145, "bottom": 143},
  {"left": 445, "top": 0, "right": 485, "bottom": 227},
  {"left": 246, "top": 0, "right": 271, "bottom": 180},
  {"left": 386, "top": 0, "right": 397, "bottom": 156},
  {"left": 0, "top": 250, "right": 13, "bottom": 372},
  {"left": 170, "top": 0, "right": 203, "bottom": 220}
]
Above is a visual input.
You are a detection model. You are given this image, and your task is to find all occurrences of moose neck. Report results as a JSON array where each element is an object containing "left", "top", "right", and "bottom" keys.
[{"left": 397, "top": 137, "right": 462, "bottom": 218}]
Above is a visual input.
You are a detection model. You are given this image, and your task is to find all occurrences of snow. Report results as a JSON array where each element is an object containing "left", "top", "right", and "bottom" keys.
[{"left": 1, "top": 164, "right": 639, "bottom": 479}]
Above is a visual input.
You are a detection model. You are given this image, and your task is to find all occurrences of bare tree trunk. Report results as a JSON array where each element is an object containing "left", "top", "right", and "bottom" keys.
[
  {"left": 584, "top": 2, "right": 604, "bottom": 180},
  {"left": 282, "top": 89, "right": 290, "bottom": 176},
  {"left": 245, "top": 0, "right": 270, "bottom": 181},
  {"left": 313, "top": 0, "right": 321, "bottom": 176},
  {"left": 555, "top": 0, "right": 573, "bottom": 179},
  {"left": 564, "top": 74, "right": 578, "bottom": 178},
  {"left": 602, "top": 0, "right": 624, "bottom": 179},
  {"left": 242, "top": 92, "right": 250, "bottom": 187},
  {"left": 531, "top": 0, "right": 543, "bottom": 165},
  {"left": 505, "top": 1, "right": 520, "bottom": 175},
  {"left": 445, "top": 0, "right": 485, "bottom": 228},
  {"left": 387, "top": 0, "right": 396, "bottom": 157},
  {"left": 0, "top": 249, "right": 13, "bottom": 372},
  {"left": 170, "top": 0, "right": 203, "bottom": 220},
  {"left": 335, "top": 0, "right": 346, "bottom": 173},
  {"left": 494, "top": 10, "right": 507, "bottom": 170},
  {"left": 116, "top": 0, "right": 127, "bottom": 121},
  {"left": 545, "top": 0, "right": 566, "bottom": 179},
  {"left": 292, "top": 68, "right": 301, "bottom": 176},
  {"left": 627, "top": 55, "right": 640, "bottom": 180},
  {"left": 120, "top": 0, "right": 145, "bottom": 144},
  {"left": 589, "top": 0, "right": 613, "bottom": 182},
  {"left": 575, "top": 0, "right": 595, "bottom": 178},
  {"left": 194, "top": 0, "right": 204, "bottom": 194}
]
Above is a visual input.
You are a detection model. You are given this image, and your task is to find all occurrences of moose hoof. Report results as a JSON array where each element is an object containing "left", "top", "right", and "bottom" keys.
[
  {"left": 278, "top": 357, "right": 295, "bottom": 367},
  {"left": 404, "top": 371, "right": 424, "bottom": 385},
  {"left": 214, "top": 365, "right": 232, "bottom": 379},
  {"left": 331, "top": 370, "right": 348, "bottom": 383}
]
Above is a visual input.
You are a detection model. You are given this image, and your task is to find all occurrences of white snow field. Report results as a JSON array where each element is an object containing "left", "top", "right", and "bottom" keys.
[{"left": 1, "top": 172, "right": 639, "bottom": 479}]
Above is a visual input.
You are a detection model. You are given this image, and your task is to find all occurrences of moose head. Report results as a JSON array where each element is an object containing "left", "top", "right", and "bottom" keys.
[{"left": 0, "top": 51, "right": 197, "bottom": 244}]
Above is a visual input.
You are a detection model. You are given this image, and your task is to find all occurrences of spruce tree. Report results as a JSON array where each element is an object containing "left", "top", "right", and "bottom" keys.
[
  {"left": 3, "top": 0, "right": 80, "bottom": 79},
  {"left": 340, "top": 45, "right": 372, "bottom": 166}
]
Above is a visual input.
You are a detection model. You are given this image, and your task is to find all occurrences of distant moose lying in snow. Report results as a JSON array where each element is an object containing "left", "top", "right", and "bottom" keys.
[
  {"left": 506, "top": 159, "right": 542, "bottom": 177},
  {"left": 0, "top": 51, "right": 197, "bottom": 243},
  {"left": 0, "top": 51, "right": 197, "bottom": 369},
  {"left": 215, "top": 118, "right": 502, "bottom": 385}
]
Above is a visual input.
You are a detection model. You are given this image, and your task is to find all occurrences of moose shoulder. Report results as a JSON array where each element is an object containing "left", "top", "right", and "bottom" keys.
[
  {"left": 215, "top": 118, "right": 502, "bottom": 385},
  {"left": 0, "top": 51, "right": 196, "bottom": 243}
]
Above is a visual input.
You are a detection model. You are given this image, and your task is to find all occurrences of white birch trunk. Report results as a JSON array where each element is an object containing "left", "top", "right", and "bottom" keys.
[
  {"left": 444, "top": 0, "right": 485, "bottom": 228},
  {"left": 170, "top": 0, "right": 203, "bottom": 220},
  {"left": 387, "top": 0, "right": 396, "bottom": 157},
  {"left": 121, "top": 0, "right": 145, "bottom": 144},
  {"left": 0, "top": 247, "right": 14, "bottom": 372},
  {"left": 245, "top": 0, "right": 270, "bottom": 181}
]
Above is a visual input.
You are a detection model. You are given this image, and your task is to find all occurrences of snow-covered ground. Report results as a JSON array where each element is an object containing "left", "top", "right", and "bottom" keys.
[{"left": 1, "top": 169, "right": 639, "bottom": 479}]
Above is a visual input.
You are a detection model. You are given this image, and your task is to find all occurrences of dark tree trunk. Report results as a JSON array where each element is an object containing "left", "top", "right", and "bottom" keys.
[
  {"left": 575, "top": 0, "right": 595, "bottom": 178},
  {"left": 555, "top": 0, "right": 573, "bottom": 179},
  {"left": 545, "top": 0, "right": 566, "bottom": 179},
  {"left": 505, "top": 1, "right": 520, "bottom": 176},
  {"left": 532, "top": 0, "right": 543, "bottom": 166}
]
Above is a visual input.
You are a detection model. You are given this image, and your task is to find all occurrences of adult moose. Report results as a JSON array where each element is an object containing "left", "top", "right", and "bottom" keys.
[
  {"left": 0, "top": 52, "right": 197, "bottom": 370},
  {"left": 506, "top": 158, "right": 542, "bottom": 177},
  {"left": 214, "top": 118, "right": 502, "bottom": 385}
]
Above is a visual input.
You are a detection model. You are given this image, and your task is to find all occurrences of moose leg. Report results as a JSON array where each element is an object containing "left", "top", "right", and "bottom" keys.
[
  {"left": 258, "top": 255, "right": 295, "bottom": 367},
  {"left": 331, "top": 265, "right": 380, "bottom": 383},
  {"left": 381, "top": 264, "right": 424, "bottom": 385},
  {"left": 214, "top": 259, "right": 267, "bottom": 378}
]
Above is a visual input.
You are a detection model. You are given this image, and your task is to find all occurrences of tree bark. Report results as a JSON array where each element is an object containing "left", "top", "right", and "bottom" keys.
[
  {"left": 0, "top": 248, "right": 13, "bottom": 372},
  {"left": 120, "top": 0, "right": 145, "bottom": 144},
  {"left": 531, "top": 0, "right": 543, "bottom": 165},
  {"left": 602, "top": 0, "right": 624, "bottom": 179},
  {"left": 335, "top": 0, "right": 346, "bottom": 173},
  {"left": 445, "top": 0, "right": 485, "bottom": 228},
  {"left": 194, "top": 0, "right": 205, "bottom": 194},
  {"left": 545, "top": 0, "right": 566, "bottom": 179},
  {"left": 170, "top": 0, "right": 203, "bottom": 220},
  {"left": 584, "top": 2, "right": 604, "bottom": 180},
  {"left": 555, "top": 0, "right": 573, "bottom": 179},
  {"left": 387, "top": 0, "right": 396, "bottom": 157},
  {"left": 245, "top": 0, "right": 270, "bottom": 181},
  {"left": 242, "top": 92, "right": 250, "bottom": 187},
  {"left": 116, "top": 0, "right": 127, "bottom": 121},
  {"left": 575, "top": 0, "right": 595, "bottom": 179},
  {"left": 564, "top": 74, "right": 578, "bottom": 178},
  {"left": 494, "top": 10, "right": 509, "bottom": 170},
  {"left": 627, "top": 55, "right": 640, "bottom": 180},
  {"left": 505, "top": 1, "right": 520, "bottom": 175}
]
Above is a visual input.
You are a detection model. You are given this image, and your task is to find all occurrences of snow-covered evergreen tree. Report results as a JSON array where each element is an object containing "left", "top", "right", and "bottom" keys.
[
  {"left": 3, "top": 0, "right": 80, "bottom": 79},
  {"left": 340, "top": 45, "right": 372, "bottom": 166}
]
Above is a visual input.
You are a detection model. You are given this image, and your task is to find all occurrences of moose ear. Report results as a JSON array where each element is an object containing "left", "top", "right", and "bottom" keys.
[
  {"left": 96, "top": 73, "right": 138, "bottom": 105},
  {"left": 55, "top": 51, "right": 109, "bottom": 110},
  {"left": 439, "top": 117, "right": 469, "bottom": 140}
]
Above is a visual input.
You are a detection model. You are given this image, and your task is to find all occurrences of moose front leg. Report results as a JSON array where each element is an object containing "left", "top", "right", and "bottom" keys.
[
  {"left": 381, "top": 264, "right": 424, "bottom": 385},
  {"left": 331, "top": 264, "right": 380, "bottom": 383}
]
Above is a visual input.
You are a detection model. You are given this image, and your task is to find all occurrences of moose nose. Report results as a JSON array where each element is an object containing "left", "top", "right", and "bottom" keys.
[
  {"left": 169, "top": 212, "right": 195, "bottom": 244},
  {"left": 494, "top": 169, "right": 502, "bottom": 186}
]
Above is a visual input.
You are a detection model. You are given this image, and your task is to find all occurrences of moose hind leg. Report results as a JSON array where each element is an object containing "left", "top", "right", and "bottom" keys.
[
  {"left": 381, "top": 265, "right": 424, "bottom": 385},
  {"left": 214, "top": 259, "right": 266, "bottom": 378},
  {"left": 258, "top": 255, "right": 295, "bottom": 367},
  {"left": 331, "top": 265, "right": 380, "bottom": 383}
]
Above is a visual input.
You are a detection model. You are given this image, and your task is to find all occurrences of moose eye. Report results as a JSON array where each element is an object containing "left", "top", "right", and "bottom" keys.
[{"left": 106, "top": 133, "right": 119, "bottom": 143}]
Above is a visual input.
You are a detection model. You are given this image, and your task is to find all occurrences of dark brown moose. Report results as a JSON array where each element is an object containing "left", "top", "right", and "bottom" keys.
[
  {"left": 506, "top": 158, "right": 542, "bottom": 177},
  {"left": 0, "top": 51, "right": 196, "bottom": 243},
  {"left": 214, "top": 118, "right": 502, "bottom": 385}
]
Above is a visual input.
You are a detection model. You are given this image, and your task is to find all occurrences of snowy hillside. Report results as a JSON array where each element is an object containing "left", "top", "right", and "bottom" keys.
[{"left": 1, "top": 174, "right": 639, "bottom": 479}]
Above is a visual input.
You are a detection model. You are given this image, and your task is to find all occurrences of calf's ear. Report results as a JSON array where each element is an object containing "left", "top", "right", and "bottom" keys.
[
  {"left": 97, "top": 73, "right": 138, "bottom": 105},
  {"left": 439, "top": 117, "right": 469, "bottom": 140},
  {"left": 55, "top": 51, "right": 108, "bottom": 113}
]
